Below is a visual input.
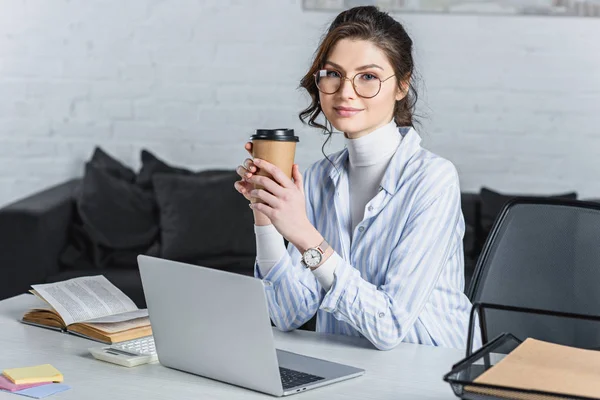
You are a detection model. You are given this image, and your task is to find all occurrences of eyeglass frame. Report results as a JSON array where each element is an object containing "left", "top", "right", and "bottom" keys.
[{"left": 313, "top": 69, "right": 397, "bottom": 99}]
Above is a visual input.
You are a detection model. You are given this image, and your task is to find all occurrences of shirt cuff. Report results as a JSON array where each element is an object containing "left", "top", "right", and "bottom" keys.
[
  {"left": 319, "top": 254, "right": 358, "bottom": 316},
  {"left": 311, "top": 253, "right": 338, "bottom": 291}
]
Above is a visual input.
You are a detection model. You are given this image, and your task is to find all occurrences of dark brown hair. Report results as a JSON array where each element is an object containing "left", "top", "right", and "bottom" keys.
[{"left": 299, "top": 6, "right": 418, "bottom": 139}]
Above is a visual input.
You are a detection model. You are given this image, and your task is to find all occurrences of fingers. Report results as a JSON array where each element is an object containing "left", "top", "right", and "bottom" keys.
[
  {"left": 292, "top": 164, "right": 303, "bottom": 192},
  {"left": 234, "top": 180, "right": 253, "bottom": 199},
  {"left": 236, "top": 158, "right": 257, "bottom": 179},
  {"left": 249, "top": 188, "right": 279, "bottom": 207},
  {"left": 249, "top": 202, "right": 274, "bottom": 220},
  {"left": 245, "top": 142, "right": 253, "bottom": 156},
  {"left": 247, "top": 175, "right": 285, "bottom": 197},
  {"left": 253, "top": 159, "right": 294, "bottom": 189},
  {"left": 236, "top": 165, "right": 248, "bottom": 179}
]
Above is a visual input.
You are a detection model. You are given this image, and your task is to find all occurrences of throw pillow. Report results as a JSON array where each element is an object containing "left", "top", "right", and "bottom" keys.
[
  {"left": 61, "top": 147, "right": 159, "bottom": 270},
  {"left": 89, "top": 146, "right": 136, "bottom": 183},
  {"left": 153, "top": 171, "right": 256, "bottom": 261},
  {"left": 68, "top": 162, "right": 159, "bottom": 269},
  {"left": 477, "top": 187, "right": 577, "bottom": 252},
  {"left": 78, "top": 162, "right": 158, "bottom": 249},
  {"left": 136, "top": 149, "right": 194, "bottom": 190}
]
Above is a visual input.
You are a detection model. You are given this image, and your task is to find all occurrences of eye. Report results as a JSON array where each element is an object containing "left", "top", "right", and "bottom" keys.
[
  {"left": 359, "top": 73, "right": 378, "bottom": 81},
  {"left": 325, "top": 69, "right": 341, "bottom": 78}
]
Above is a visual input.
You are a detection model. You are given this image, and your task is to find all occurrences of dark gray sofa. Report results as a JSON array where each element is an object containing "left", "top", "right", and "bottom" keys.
[
  {"left": 0, "top": 177, "right": 262, "bottom": 307},
  {"left": 0, "top": 178, "right": 483, "bottom": 306}
]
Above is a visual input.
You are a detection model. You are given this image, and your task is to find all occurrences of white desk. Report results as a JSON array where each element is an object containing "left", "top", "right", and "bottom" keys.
[{"left": 0, "top": 295, "right": 462, "bottom": 399}]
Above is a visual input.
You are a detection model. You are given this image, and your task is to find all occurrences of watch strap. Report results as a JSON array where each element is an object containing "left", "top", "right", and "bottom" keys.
[{"left": 316, "top": 239, "right": 330, "bottom": 254}]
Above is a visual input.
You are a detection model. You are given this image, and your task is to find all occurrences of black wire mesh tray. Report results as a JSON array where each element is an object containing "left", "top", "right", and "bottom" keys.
[{"left": 444, "top": 327, "right": 600, "bottom": 400}]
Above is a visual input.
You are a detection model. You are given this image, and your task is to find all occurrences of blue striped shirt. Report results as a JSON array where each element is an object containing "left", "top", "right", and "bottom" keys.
[{"left": 255, "top": 127, "right": 473, "bottom": 350}]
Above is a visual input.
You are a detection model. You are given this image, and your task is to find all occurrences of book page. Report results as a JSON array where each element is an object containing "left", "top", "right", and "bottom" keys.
[
  {"left": 85, "top": 309, "right": 148, "bottom": 323},
  {"left": 82, "top": 316, "right": 150, "bottom": 334},
  {"left": 31, "top": 276, "right": 138, "bottom": 326}
]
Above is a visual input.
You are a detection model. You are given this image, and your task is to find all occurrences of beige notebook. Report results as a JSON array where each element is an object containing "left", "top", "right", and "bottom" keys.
[{"left": 468, "top": 338, "right": 600, "bottom": 399}]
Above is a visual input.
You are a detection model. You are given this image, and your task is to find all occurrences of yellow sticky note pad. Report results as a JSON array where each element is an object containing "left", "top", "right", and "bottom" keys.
[{"left": 2, "top": 364, "right": 63, "bottom": 385}]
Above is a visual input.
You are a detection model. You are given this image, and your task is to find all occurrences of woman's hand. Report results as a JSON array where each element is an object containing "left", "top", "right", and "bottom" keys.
[
  {"left": 234, "top": 142, "right": 256, "bottom": 202},
  {"left": 247, "top": 159, "right": 321, "bottom": 252},
  {"left": 234, "top": 142, "right": 271, "bottom": 225}
]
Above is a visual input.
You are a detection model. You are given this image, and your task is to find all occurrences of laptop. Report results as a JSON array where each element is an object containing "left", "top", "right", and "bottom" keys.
[{"left": 137, "top": 255, "right": 364, "bottom": 397}]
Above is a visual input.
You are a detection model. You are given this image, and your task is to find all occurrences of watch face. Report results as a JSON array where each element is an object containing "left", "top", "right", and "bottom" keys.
[{"left": 303, "top": 248, "right": 322, "bottom": 267}]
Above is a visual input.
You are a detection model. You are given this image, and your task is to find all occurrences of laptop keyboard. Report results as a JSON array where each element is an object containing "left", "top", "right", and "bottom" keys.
[{"left": 279, "top": 367, "right": 325, "bottom": 390}]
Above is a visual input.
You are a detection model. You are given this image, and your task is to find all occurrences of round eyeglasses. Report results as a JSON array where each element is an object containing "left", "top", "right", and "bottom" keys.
[{"left": 314, "top": 69, "right": 396, "bottom": 99}]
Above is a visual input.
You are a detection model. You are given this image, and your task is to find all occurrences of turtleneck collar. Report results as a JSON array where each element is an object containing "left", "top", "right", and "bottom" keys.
[{"left": 346, "top": 119, "right": 401, "bottom": 167}]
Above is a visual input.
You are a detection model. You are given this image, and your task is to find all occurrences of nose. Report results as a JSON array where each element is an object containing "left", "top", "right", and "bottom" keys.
[{"left": 338, "top": 77, "right": 356, "bottom": 99}]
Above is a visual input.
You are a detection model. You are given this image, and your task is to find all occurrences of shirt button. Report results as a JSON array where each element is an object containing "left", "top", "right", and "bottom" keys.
[
  {"left": 368, "top": 206, "right": 374, "bottom": 212},
  {"left": 378, "top": 312, "right": 385, "bottom": 318},
  {"left": 263, "top": 280, "right": 272, "bottom": 287},
  {"left": 358, "top": 226, "right": 365, "bottom": 233}
]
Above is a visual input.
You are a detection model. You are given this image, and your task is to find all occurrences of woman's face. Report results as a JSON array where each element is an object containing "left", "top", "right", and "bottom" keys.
[{"left": 318, "top": 39, "right": 405, "bottom": 139}]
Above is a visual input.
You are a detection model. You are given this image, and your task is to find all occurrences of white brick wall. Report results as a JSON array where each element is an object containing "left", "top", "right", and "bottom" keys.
[{"left": 1, "top": 0, "right": 599, "bottom": 207}]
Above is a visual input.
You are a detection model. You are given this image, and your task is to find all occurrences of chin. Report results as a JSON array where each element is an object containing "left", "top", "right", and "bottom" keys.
[{"left": 328, "top": 116, "right": 367, "bottom": 137}]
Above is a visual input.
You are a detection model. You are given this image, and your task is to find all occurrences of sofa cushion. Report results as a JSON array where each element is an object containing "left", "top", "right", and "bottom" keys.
[
  {"left": 136, "top": 149, "right": 194, "bottom": 190},
  {"left": 477, "top": 187, "right": 577, "bottom": 253},
  {"left": 61, "top": 162, "right": 159, "bottom": 270},
  {"left": 89, "top": 147, "right": 136, "bottom": 183},
  {"left": 192, "top": 255, "right": 256, "bottom": 275},
  {"left": 78, "top": 163, "right": 158, "bottom": 249},
  {"left": 153, "top": 172, "right": 256, "bottom": 261}
]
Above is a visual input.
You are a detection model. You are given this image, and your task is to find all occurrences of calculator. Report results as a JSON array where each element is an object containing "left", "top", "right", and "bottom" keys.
[{"left": 89, "top": 336, "right": 158, "bottom": 367}]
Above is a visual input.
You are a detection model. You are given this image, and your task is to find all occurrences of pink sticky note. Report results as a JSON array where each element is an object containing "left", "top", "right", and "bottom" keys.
[{"left": 0, "top": 375, "right": 51, "bottom": 392}]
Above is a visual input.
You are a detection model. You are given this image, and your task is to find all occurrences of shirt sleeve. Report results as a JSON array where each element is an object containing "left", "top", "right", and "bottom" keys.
[
  {"left": 319, "top": 182, "right": 463, "bottom": 350},
  {"left": 254, "top": 224, "right": 287, "bottom": 276},
  {"left": 253, "top": 166, "right": 323, "bottom": 331}
]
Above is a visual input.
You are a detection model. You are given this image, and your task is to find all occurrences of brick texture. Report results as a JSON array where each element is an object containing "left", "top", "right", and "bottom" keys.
[{"left": 1, "top": 0, "right": 599, "bottom": 207}]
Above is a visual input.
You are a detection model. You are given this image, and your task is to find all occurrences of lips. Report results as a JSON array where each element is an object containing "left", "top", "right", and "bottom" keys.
[{"left": 333, "top": 106, "right": 363, "bottom": 118}]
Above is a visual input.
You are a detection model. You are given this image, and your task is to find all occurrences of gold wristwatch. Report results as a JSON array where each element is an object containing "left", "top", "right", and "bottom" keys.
[{"left": 300, "top": 239, "right": 330, "bottom": 269}]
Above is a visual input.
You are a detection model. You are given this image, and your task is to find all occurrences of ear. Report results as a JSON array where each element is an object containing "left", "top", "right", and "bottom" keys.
[{"left": 395, "top": 75, "right": 411, "bottom": 101}]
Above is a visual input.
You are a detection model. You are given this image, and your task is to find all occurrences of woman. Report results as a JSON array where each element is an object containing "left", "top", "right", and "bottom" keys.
[{"left": 234, "top": 6, "right": 473, "bottom": 350}]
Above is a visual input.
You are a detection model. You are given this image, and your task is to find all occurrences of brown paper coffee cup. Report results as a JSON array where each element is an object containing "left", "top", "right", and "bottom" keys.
[{"left": 250, "top": 129, "right": 299, "bottom": 203}]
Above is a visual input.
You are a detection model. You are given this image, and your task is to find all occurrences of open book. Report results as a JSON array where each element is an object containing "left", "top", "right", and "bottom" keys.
[{"left": 21, "top": 275, "right": 152, "bottom": 344}]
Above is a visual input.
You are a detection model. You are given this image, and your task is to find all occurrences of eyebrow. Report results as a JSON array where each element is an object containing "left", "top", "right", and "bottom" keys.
[{"left": 324, "top": 61, "right": 384, "bottom": 72}]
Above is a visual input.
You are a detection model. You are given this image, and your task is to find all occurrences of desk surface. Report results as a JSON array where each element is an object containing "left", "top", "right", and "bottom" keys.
[{"left": 0, "top": 294, "right": 462, "bottom": 400}]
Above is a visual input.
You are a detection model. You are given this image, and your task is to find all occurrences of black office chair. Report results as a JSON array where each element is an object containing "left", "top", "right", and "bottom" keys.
[{"left": 466, "top": 197, "right": 600, "bottom": 353}]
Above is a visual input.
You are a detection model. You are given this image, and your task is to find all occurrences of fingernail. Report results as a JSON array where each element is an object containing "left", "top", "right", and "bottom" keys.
[
  {"left": 246, "top": 173, "right": 252, "bottom": 178},
  {"left": 254, "top": 159, "right": 261, "bottom": 165},
  {"left": 248, "top": 204, "right": 253, "bottom": 209}
]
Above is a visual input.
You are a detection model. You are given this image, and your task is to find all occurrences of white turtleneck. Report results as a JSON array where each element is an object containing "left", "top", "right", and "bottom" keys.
[
  {"left": 347, "top": 119, "right": 401, "bottom": 233},
  {"left": 255, "top": 119, "right": 402, "bottom": 290}
]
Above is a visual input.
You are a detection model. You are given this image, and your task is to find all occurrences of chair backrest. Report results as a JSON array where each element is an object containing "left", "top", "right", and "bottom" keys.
[{"left": 467, "top": 198, "right": 600, "bottom": 351}]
